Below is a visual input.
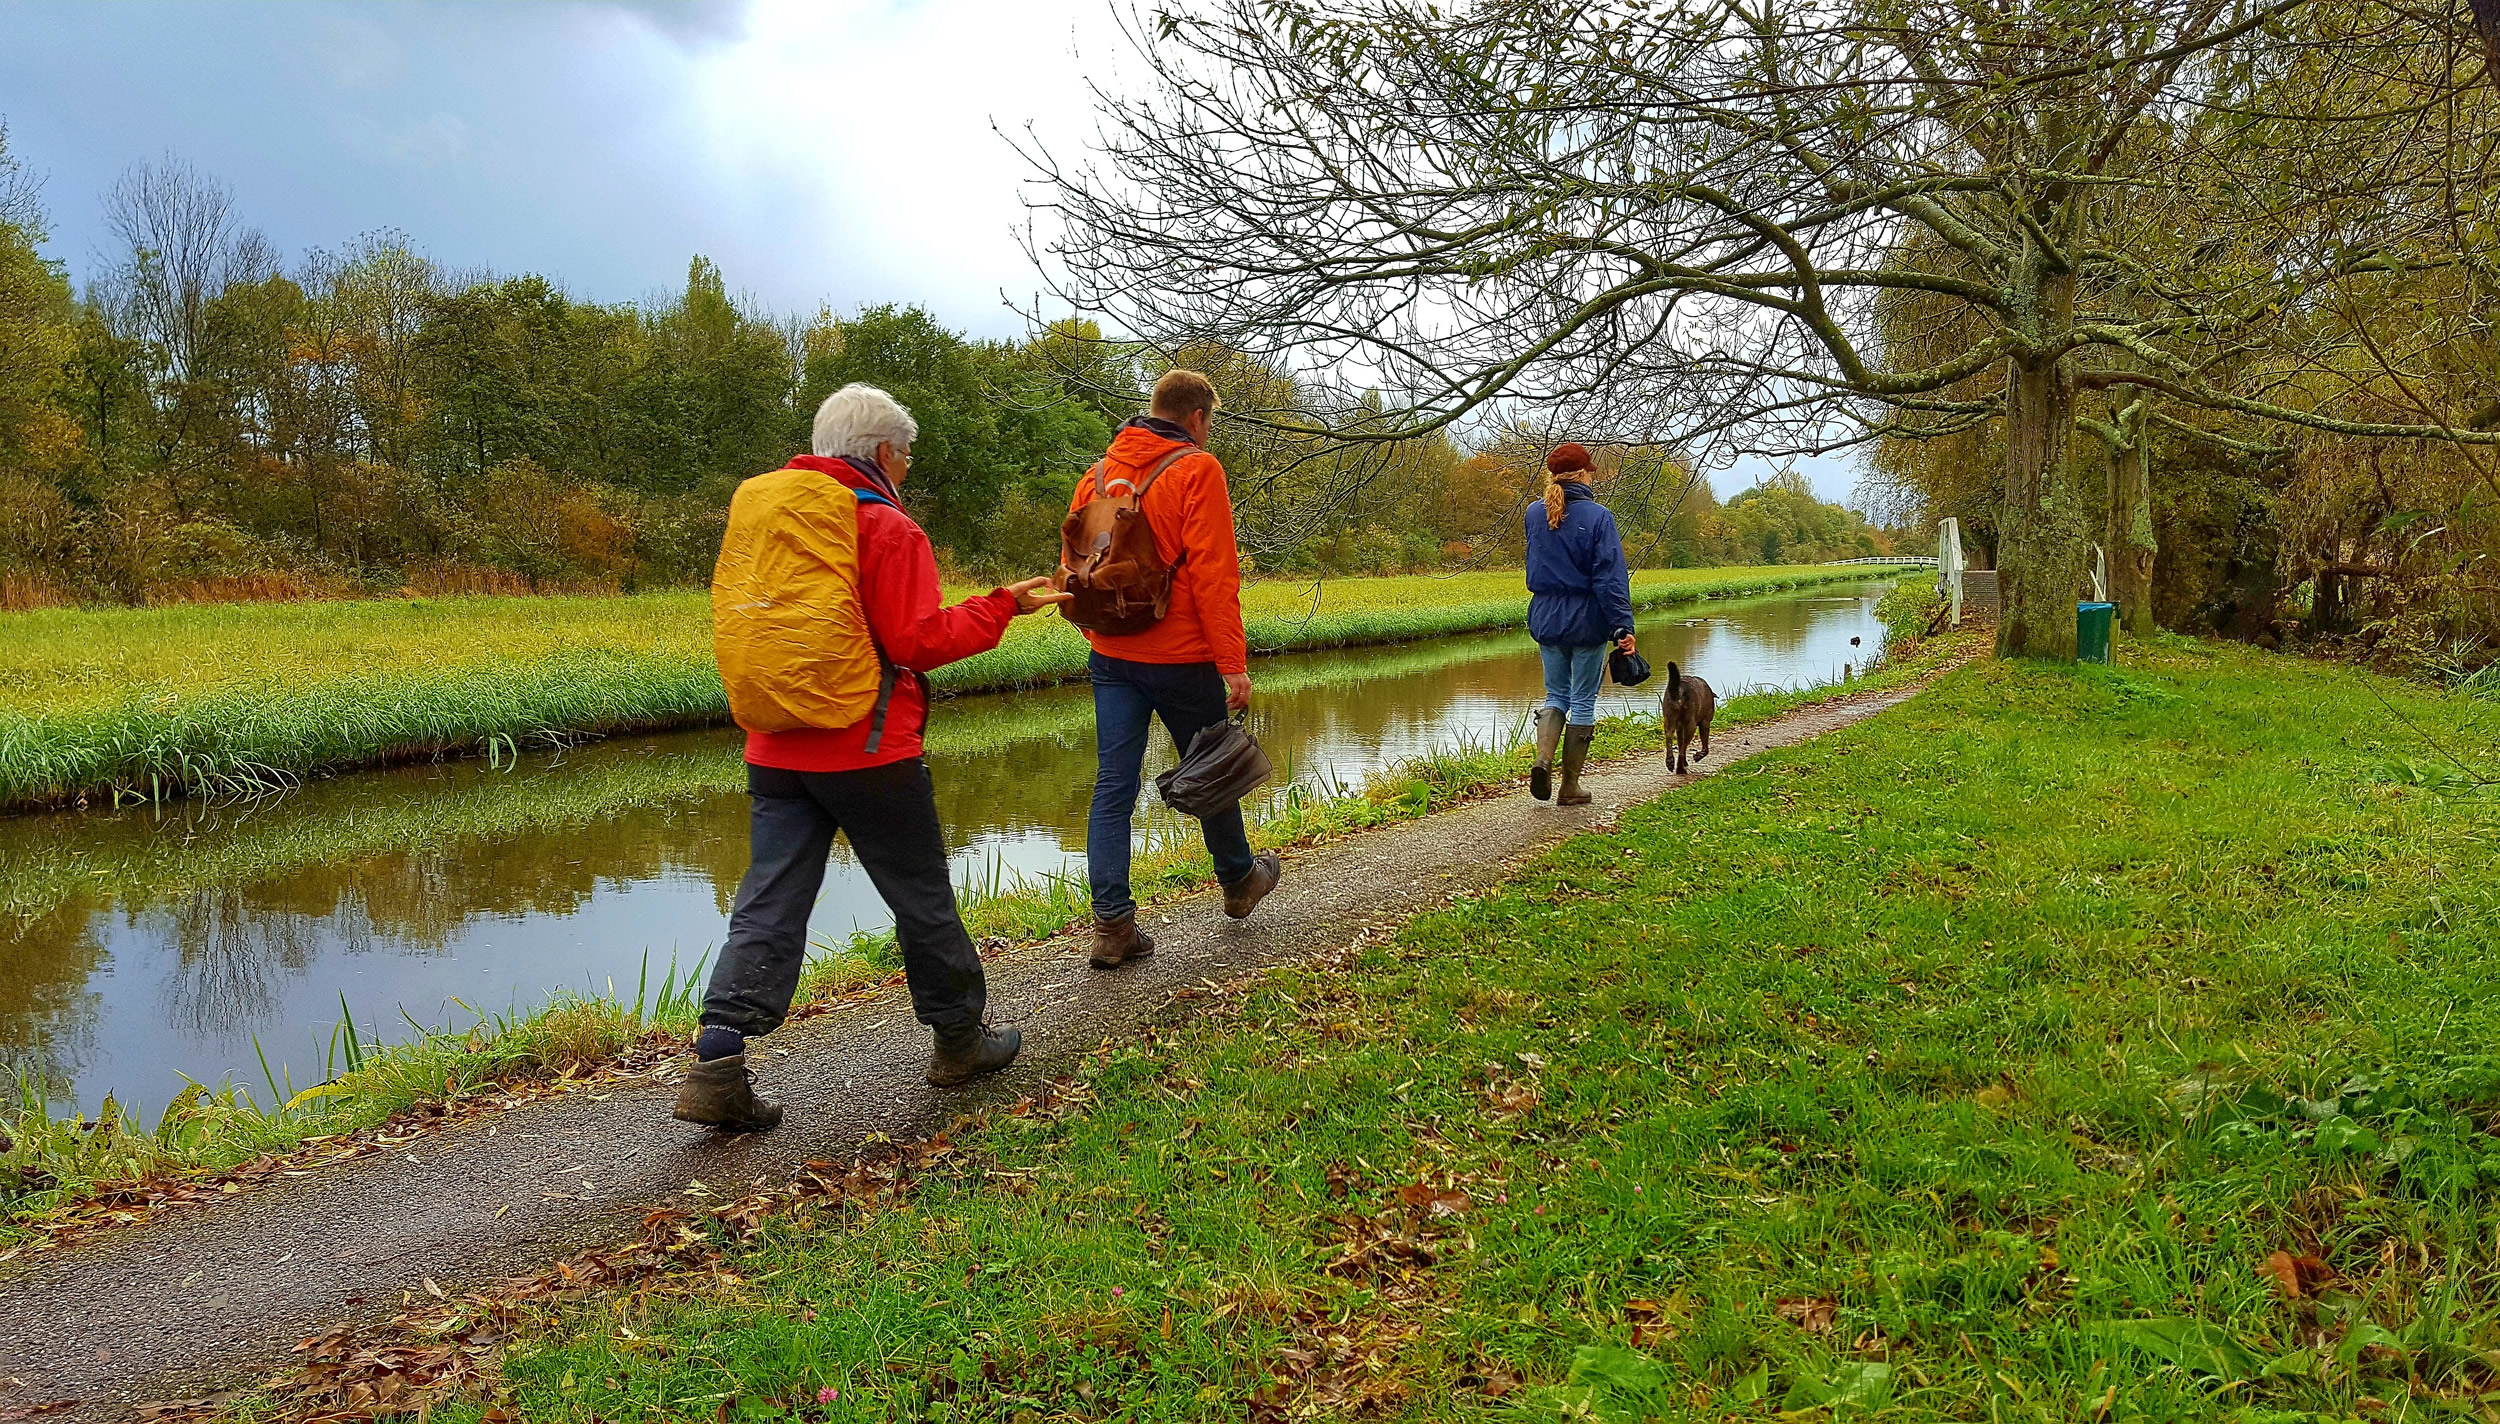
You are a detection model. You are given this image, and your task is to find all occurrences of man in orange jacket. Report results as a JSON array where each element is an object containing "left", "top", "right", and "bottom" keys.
[{"left": 1073, "top": 370, "right": 1283, "bottom": 967}]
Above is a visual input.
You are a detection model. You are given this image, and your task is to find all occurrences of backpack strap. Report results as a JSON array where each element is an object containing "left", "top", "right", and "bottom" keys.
[
  {"left": 1100, "top": 445, "right": 1194, "bottom": 497},
  {"left": 860, "top": 661, "right": 902, "bottom": 753},
  {"left": 845, "top": 479, "right": 905, "bottom": 752},
  {"left": 1130, "top": 446, "right": 1195, "bottom": 497},
  {"left": 860, "top": 664, "right": 932, "bottom": 755}
]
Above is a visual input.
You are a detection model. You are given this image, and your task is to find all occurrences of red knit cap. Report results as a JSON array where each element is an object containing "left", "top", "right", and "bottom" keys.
[{"left": 1546, "top": 443, "right": 1594, "bottom": 475}]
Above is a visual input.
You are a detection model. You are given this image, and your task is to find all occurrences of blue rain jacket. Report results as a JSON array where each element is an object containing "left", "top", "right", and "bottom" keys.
[{"left": 1524, "top": 482, "right": 1635, "bottom": 648}]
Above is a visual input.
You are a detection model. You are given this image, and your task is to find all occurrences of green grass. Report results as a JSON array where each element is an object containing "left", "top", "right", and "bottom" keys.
[
  {"left": 0, "top": 566, "right": 1914, "bottom": 810},
  {"left": 383, "top": 641, "right": 2500, "bottom": 1423},
  {"left": 1, "top": 967, "right": 702, "bottom": 1253},
  {"left": 0, "top": 626, "right": 1965, "bottom": 1250}
]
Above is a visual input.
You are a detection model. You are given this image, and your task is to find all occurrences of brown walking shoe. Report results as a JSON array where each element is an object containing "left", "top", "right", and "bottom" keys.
[
  {"left": 1556, "top": 725, "right": 1595, "bottom": 807},
  {"left": 671, "top": 1053, "right": 784, "bottom": 1132},
  {"left": 1091, "top": 910, "right": 1157, "bottom": 969},
  {"left": 927, "top": 1022, "right": 1022, "bottom": 1087},
  {"left": 1529, "top": 707, "right": 1564, "bottom": 801},
  {"left": 1222, "top": 851, "right": 1283, "bottom": 919}
]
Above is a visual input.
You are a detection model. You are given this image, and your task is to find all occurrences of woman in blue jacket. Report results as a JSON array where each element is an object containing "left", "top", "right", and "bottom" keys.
[{"left": 1524, "top": 443, "right": 1636, "bottom": 805}]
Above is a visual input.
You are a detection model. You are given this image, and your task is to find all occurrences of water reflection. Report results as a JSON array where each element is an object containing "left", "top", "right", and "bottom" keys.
[{"left": 1, "top": 581, "right": 1893, "bottom": 1114}]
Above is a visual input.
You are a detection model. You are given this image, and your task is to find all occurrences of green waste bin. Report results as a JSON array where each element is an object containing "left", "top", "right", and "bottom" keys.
[{"left": 2077, "top": 601, "right": 2115, "bottom": 665}]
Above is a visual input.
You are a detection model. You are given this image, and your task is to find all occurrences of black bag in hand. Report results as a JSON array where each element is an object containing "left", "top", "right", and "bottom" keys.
[
  {"left": 1156, "top": 714, "right": 1273, "bottom": 819},
  {"left": 1609, "top": 646, "right": 1652, "bottom": 687}
]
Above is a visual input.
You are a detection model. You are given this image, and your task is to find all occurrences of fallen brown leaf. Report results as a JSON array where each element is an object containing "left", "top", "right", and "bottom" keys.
[
  {"left": 1395, "top": 1183, "right": 1471, "bottom": 1218},
  {"left": 1775, "top": 1296, "right": 1838, "bottom": 1334},
  {"left": 2263, "top": 1249, "right": 2338, "bottom": 1300}
]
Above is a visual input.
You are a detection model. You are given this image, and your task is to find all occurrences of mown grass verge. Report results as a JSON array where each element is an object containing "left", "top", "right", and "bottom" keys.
[
  {"left": 0, "top": 627, "right": 1969, "bottom": 1253},
  {"left": 295, "top": 639, "right": 2500, "bottom": 1423},
  {"left": 0, "top": 566, "right": 1914, "bottom": 811}
]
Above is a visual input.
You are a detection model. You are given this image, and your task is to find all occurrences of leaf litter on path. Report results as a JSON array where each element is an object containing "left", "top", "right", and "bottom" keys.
[{"left": 128, "top": 1133, "right": 964, "bottom": 1423}]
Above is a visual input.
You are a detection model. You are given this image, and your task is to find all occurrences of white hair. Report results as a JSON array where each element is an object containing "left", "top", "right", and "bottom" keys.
[{"left": 810, "top": 382, "right": 919, "bottom": 461}]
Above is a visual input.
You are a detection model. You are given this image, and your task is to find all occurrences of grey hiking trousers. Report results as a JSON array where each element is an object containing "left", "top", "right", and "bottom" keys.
[{"left": 701, "top": 758, "right": 986, "bottom": 1038}]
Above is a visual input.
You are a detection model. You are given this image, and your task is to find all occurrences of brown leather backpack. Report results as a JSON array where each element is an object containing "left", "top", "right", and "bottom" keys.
[{"left": 1055, "top": 445, "right": 1193, "bottom": 635}]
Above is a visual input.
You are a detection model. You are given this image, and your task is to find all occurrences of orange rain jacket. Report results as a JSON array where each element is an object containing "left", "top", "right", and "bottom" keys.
[{"left": 1065, "top": 419, "right": 1248, "bottom": 675}]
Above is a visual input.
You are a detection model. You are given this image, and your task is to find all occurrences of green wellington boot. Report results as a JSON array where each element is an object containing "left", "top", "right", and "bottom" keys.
[
  {"left": 1556, "top": 725, "right": 1596, "bottom": 807},
  {"left": 1529, "top": 707, "right": 1565, "bottom": 801}
]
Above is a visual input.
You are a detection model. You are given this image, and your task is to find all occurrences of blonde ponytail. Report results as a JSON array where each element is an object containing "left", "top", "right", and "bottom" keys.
[{"left": 1541, "top": 443, "right": 1595, "bottom": 528}]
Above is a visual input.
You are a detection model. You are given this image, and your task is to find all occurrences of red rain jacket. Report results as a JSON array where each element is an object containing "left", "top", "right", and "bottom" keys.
[{"left": 743, "top": 455, "right": 1016, "bottom": 773}]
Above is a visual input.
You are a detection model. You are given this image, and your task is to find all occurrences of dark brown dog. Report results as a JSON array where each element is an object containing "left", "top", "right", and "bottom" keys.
[{"left": 1661, "top": 661, "right": 1715, "bottom": 774}]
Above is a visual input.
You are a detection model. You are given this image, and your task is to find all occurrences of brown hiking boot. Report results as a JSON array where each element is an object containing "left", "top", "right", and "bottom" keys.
[
  {"left": 671, "top": 1053, "right": 784, "bottom": 1132},
  {"left": 927, "top": 1023, "right": 1022, "bottom": 1087},
  {"left": 1529, "top": 707, "right": 1564, "bottom": 801},
  {"left": 1091, "top": 911, "right": 1157, "bottom": 969},
  {"left": 1556, "top": 725, "right": 1595, "bottom": 806},
  {"left": 1222, "top": 852, "right": 1283, "bottom": 920}
]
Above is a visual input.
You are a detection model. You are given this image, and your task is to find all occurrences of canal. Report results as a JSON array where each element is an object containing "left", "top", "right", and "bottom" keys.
[{"left": 0, "top": 580, "right": 1895, "bottom": 1115}]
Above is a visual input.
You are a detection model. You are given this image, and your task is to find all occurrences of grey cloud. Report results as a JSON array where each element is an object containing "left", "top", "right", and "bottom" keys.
[{"left": 575, "top": 0, "right": 752, "bottom": 46}]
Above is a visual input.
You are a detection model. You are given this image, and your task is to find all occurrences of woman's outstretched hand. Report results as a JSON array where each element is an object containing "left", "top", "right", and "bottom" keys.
[{"left": 1007, "top": 577, "right": 1074, "bottom": 615}]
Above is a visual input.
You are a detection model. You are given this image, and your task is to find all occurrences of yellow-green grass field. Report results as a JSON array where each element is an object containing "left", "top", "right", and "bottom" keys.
[{"left": 0, "top": 566, "right": 1914, "bottom": 810}]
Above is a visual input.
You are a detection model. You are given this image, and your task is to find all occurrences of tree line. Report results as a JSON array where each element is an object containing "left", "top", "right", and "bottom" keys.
[{"left": 0, "top": 137, "right": 1886, "bottom": 608}]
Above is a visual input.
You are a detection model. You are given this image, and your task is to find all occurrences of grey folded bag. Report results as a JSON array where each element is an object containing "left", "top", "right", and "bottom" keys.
[{"left": 1156, "top": 714, "right": 1273, "bottom": 818}]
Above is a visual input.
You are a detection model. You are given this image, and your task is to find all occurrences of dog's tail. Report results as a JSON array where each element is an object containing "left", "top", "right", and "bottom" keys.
[{"left": 1666, "top": 661, "right": 1683, "bottom": 698}]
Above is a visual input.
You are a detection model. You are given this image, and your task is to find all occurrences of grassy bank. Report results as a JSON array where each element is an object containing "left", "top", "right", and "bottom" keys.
[
  {"left": 308, "top": 641, "right": 2500, "bottom": 1423},
  {"left": 0, "top": 565, "right": 1913, "bottom": 810},
  {"left": 0, "top": 628, "right": 1969, "bottom": 1250}
]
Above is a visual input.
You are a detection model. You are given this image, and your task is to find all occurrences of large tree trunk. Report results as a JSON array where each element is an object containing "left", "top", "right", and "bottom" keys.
[
  {"left": 1996, "top": 347, "right": 2088, "bottom": 659},
  {"left": 2105, "top": 399, "right": 2158, "bottom": 638}
]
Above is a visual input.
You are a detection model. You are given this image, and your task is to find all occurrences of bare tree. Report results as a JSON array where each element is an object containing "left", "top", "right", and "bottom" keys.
[
  {"left": 1030, "top": 0, "right": 2496, "bottom": 657},
  {"left": 0, "top": 120, "right": 44, "bottom": 236},
  {"left": 104, "top": 155, "right": 274, "bottom": 386}
]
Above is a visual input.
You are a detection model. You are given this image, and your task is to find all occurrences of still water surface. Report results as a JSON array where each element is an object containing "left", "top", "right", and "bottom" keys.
[{"left": 1, "top": 581, "right": 1894, "bottom": 1114}]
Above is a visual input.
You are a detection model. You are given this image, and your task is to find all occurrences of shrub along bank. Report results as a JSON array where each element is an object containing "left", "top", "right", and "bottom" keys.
[
  {"left": 365, "top": 641, "right": 2497, "bottom": 1422},
  {"left": 0, "top": 628, "right": 1971, "bottom": 1250},
  {"left": 0, "top": 565, "right": 1912, "bottom": 812}
]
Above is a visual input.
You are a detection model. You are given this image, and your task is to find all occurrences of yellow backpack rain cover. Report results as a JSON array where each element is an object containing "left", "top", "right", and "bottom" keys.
[{"left": 711, "top": 466, "right": 885, "bottom": 734}]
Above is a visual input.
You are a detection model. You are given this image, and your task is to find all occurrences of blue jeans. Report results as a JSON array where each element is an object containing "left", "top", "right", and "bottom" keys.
[
  {"left": 1539, "top": 642, "right": 1608, "bottom": 726},
  {"left": 1087, "top": 652, "right": 1256, "bottom": 921}
]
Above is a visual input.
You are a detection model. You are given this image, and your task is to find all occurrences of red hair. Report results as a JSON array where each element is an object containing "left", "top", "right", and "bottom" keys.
[{"left": 1543, "top": 444, "right": 1594, "bottom": 529}]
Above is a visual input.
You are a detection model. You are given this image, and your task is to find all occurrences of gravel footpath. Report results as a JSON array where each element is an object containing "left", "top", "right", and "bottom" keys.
[{"left": 0, "top": 683, "right": 1928, "bottom": 1418}]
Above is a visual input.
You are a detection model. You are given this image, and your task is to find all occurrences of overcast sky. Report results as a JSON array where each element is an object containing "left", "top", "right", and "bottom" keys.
[{"left": 1, "top": 0, "right": 1865, "bottom": 502}]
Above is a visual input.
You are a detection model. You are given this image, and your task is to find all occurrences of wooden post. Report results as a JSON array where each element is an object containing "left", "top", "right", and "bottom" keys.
[{"left": 1939, "top": 518, "right": 1966, "bottom": 627}]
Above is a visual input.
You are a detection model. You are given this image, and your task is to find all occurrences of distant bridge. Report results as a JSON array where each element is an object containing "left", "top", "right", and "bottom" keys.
[{"left": 1824, "top": 556, "right": 1939, "bottom": 567}]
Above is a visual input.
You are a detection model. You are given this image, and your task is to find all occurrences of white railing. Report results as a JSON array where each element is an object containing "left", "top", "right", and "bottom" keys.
[{"left": 1824, "top": 556, "right": 1939, "bottom": 566}]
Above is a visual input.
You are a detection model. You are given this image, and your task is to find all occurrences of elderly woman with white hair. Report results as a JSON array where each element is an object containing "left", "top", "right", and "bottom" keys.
[{"left": 674, "top": 382, "right": 1067, "bottom": 1132}]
